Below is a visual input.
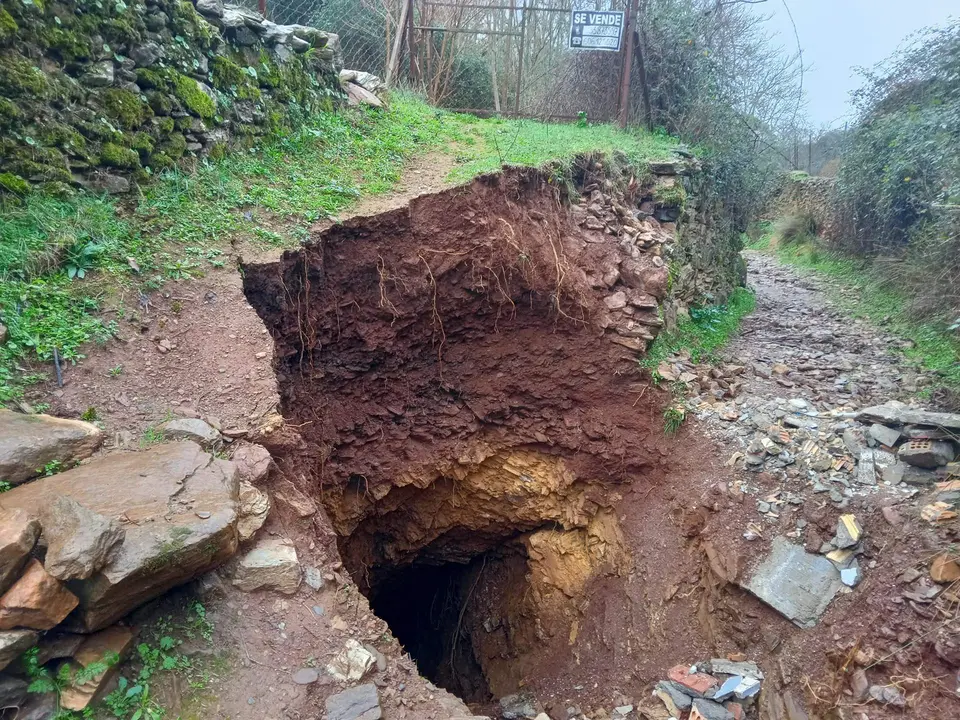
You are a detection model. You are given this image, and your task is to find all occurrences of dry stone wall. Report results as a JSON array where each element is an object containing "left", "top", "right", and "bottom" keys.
[
  {"left": 766, "top": 172, "right": 842, "bottom": 239},
  {"left": 0, "top": 0, "right": 343, "bottom": 196}
]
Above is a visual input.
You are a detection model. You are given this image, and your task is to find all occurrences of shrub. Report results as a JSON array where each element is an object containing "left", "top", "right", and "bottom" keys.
[{"left": 773, "top": 213, "right": 818, "bottom": 245}]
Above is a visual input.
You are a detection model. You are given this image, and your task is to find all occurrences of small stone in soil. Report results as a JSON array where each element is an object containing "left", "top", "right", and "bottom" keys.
[{"left": 292, "top": 668, "right": 319, "bottom": 684}]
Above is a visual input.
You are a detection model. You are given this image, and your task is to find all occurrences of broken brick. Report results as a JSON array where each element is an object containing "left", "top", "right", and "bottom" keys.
[{"left": 667, "top": 664, "right": 719, "bottom": 696}]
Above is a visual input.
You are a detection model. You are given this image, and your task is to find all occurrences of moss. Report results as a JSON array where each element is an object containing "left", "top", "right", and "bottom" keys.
[
  {"left": 100, "top": 142, "right": 140, "bottom": 169},
  {"left": 170, "top": 72, "right": 215, "bottom": 119},
  {"left": 161, "top": 133, "right": 187, "bottom": 159},
  {"left": 43, "top": 27, "right": 92, "bottom": 62},
  {"left": 149, "top": 151, "right": 176, "bottom": 172},
  {"left": 37, "top": 123, "right": 87, "bottom": 153},
  {"left": 653, "top": 182, "right": 688, "bottom": 208},
  {"left": 0, "top": 54, "right": 49, "bottom": 97},
  {"left": 101, "top": 17, "right": 142, "bottom": 48},
  {"left": 156, "top": 116, "right": 175, "bottom": 134},
  {"left": 7, "top": 159, "right": 71, "bottom": 184},
  {"left": 210, "top": 56, "right": 245, "bottom": 88},
  {"left": 37, "top": 181, "right": 74, "bottom": 199},
  {"left": 136, "top": 68, "right": 167, "bottom": 90},
  {"left": 171, "top": 0, "right": 214, "bottom": 48},
  {"left": 102, "top": 88, "right": 152, "bottom": 129},
  {"left": 129, "top": 132, "right": 154, "bottom": 156},
  {"left": 208, "top": 142, "right": 226, "bottom": 161},
  {"left": 211, "top": 56, "right": 261, "bottom": 101},
  {"left": 0, "top": 97, "right": 18, "bottom": 125},
  {"left": 147, "top": 90, "right": 173, "bottom": 114},
  {"left": 0, "top": 8, "right": 18, "bottom": 43},
  {"left": 75, "top": 117, "right": 123, "bottom": 144},
  {"left": 0, "top": 172, "right": 29, "bottom": 195}
]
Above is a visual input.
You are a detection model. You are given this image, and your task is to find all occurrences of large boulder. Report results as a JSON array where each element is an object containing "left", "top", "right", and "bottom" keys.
[
  {"left": 1, "top": 442, "right": 239, "bottom": 632},
  {"left": 0, "top": 410, "right": 103, "bottom": 486},
  {"left": 0, "top": 508, "right": 40, "bottom": 594},
  {"left": 41, "top": 496, "right": 126, "bottom": 581}
]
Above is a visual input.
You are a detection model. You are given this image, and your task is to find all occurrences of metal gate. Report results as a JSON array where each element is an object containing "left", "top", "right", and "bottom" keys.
[
  {"left": 405, "top": 0, "right": 634, "bottom": 122},
  {"left": 253, "top": 0, "right": 640, "bottom": 124}
]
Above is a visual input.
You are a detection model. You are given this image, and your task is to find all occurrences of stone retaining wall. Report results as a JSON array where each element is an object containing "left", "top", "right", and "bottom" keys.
[{"left": 0, "top": 0, "right": 343, "bottom": 196}]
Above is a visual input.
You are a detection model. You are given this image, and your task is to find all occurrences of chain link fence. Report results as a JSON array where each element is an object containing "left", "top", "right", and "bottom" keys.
[{"left": 247, "top": 0, "right": 632, "bottom": 122}]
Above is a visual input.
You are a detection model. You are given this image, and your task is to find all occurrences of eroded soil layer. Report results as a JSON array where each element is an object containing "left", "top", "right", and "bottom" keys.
[{"left": 243, "top": 166, "right": 672, "bottom": 697}]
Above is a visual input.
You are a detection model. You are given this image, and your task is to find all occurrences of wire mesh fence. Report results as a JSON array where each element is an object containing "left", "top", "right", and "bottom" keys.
[{"left": 253, "top": 0, "right": 633, "bottom": 122}]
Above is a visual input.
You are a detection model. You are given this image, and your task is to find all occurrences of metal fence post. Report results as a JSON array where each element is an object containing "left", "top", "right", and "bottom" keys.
[{"left": 514, "top": 0, "right": 529, "bottom": 114}]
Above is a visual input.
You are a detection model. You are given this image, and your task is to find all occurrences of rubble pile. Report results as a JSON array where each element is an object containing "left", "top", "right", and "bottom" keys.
[
  {"left": 0, "top": 411, "right": 280, "bottom": 716},
  {"left": 649, "top": 658, "right": 764, "bottom": 720}
]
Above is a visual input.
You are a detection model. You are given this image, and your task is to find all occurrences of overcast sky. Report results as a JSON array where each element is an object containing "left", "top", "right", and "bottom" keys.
[{"left": 762, "top": 1, "right": 956, "bottom": 128}]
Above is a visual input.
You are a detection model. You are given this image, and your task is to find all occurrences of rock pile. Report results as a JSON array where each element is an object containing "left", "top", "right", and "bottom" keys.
[
  {"left": 0, "top": 408, "right": 274, "bottom": 714},
  {"left": 340, "top": 69, "right": 387, "bottom": 108},
  {"left": 571, "top": 164, "right": 677, "bottom": 352},
  {"left": 650, "top": 658, "right": 764, "bottom": 720}
]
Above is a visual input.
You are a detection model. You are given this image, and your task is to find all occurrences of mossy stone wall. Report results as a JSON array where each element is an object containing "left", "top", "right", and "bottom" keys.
[{"left": 0, "top": 0, "right": 343, "bottom": 195}]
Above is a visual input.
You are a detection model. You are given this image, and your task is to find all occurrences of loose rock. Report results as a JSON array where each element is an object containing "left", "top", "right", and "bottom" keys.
[
  {"left": 740, "top": 537, "right": 841, "bottom": 628},
  {"left": 40, "top": 496, "right": 125, "bottom": 581},
  {"left": 0, "top": 559, "right": 79, "bottom": 631},
  {"left": 159, "top": 418, "right": 222, "bottom": 448},
  {"left": 326, "top": 639, "right": 376, "bottom": 682},
  {"left": 1, "top": 442, "right": 239, "bottom": 632},
  {"left": 325, "top": 682, "right": 382, "bottom": 720},
  {"left": 230, "top": 443, "right": 273, "bottom": 484},
  {"left": 232, "top": 537, "right": 300, "bottom": 593},
  {"left": 0, "top": 409, "right": 102, "bottom": 486},
  {"left": 500, "top": 691, "right": 542, "bottom": 719},
  {"left": 0, "top": 508, "right": 40, "bottom": 594},
  {"left": 236, "top": 481, "right": 271, "bottom": 542},
  {"left": 0, "top": 629, "right": 38, "bottom": 671},
  {"left": 59, "top": 625, "right": 135, "bottom": 711}
]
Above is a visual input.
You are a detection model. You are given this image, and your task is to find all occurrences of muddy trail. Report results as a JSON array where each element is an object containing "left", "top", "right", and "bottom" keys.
[{"left": 237, "top": 163, "right": 960, "bottom": 720}]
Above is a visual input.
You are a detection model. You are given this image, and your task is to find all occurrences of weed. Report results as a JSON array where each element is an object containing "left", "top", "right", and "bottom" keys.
[
  {"left": 63, "top": 239, "right": 104, "bottom": 280},
  {"left": 40, "top": 459, "right": 63, "bottom": 476},
  {"left": 23, "top": 645, "right": 119, "bottom": 718},
  {"left": 643, "top": 288, "right": 757, "bottom": 369},
  {"left": 109, "top": 364, "right": 124, "bottom": 377},
  {"left": 663, "top": 404, "right": 686, "bottom": 434},
  {"left": 80, "top": 406, "right": 99, "bottom": 422},
  {"left": 170, "top": 300, "right": 182, "bottom": 315},
  {"left": 140, "top": 425, "right": 166, "bottom": 448},
  {"left": 0, "top": 480, "right": 10, "bottom": 493},
  {"left": 772, "top": 213, "right": 817, "bottom": 245},
  {"left": 33, "top": 402, "right": 50, "bottom": 412}
]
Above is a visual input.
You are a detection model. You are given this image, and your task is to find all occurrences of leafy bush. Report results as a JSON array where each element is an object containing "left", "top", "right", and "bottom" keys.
[{"left": 835, "top": 19, "right": 960, "bottom": 319}]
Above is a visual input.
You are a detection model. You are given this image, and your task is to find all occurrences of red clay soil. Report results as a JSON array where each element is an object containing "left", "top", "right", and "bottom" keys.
[{"left": 242, "top": 166, "right": 668, "bottom": 516}]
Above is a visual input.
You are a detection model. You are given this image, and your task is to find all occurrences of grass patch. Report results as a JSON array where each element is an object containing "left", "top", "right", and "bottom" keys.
[
  {"left": 0, "top": 93, "right": 680, "bottom": 402},
  {"left": 446, "top": 114, "right": 676, "bottom": 182},
  {"left": 642, "top": 287, "right": 757, "bottom": 371},
  {"left": 747, "top": 227, "right": 960, "bottom": 391}
]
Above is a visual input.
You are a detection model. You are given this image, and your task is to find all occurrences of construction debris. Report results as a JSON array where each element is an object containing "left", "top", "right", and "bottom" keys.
[{"left": 654, "top": 658, "right": 765, "bottom": 719}]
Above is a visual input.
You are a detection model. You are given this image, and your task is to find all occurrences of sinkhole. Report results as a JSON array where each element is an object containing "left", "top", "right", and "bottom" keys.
[{"left": 241, "top": 167, "right": 668, "bottom": 703}]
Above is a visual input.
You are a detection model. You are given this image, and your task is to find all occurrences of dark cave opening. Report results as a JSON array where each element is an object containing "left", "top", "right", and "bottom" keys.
[{"left": 366, "top": 554, "right": 494, "bottom": 704}]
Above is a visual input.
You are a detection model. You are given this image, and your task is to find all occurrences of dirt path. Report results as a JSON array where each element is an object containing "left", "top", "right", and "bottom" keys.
[{"left": 653, "top": 249, "right": 960, "bottom": 718}]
